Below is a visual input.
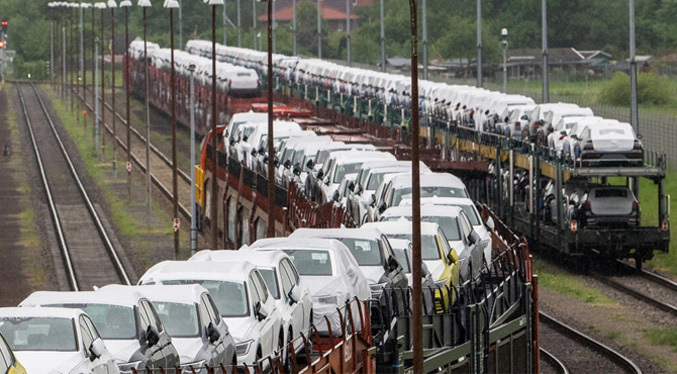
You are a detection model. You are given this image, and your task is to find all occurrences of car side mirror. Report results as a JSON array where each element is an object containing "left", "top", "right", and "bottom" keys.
[
  {"left": 251, "top": 148, "right": 258, "bottom": 157},
  {"left": 316, "top": 170, "right": 324, "bottom": 180},
  {"left": 89, "top": 338, "right": 106, "bottom": 361},
  {"left": 447, "top": 249, "right": 459, "bottom": 264},
  {"left": 468, "top": 230, "right": 480, "bottom": 245},
  {"left": 347, "top": 181, "right": 355, "bottom": 192},
  {"left": 369, "top": 194, "right": 376, "bottom": 206},
  {"left": 324, "top": 177, "right": 330, "bottom": 186},
  {"left": 207, "top": 322, "right": 221, "bottom": 344},
  {"left": 258, "top": 146, "right": 265, "bottom": 155},
  {"left": 293, "top": 165, "right": 301, "bottom": 176},
  {"left": 570, "top": 134, "right": 579, "bottom": 140},
  {"left": 255, "top": 301, "right": 269, "bottom": 321},
  {"left": 485, "top": 216, "right": 495, "bottom": 231},
  {"left": 288, "top": 285, "right": 302, "bottom": 305},
  {"left": 378, "top": 202, "right": 387, "bottom": 214},
  {"left": 274, "top": 157, "right": 280, "bottom": 168},
  {"left": 242, "top": 135, "right": 248, "bottom": 142},
  {"left": 560, "top": 130, "right": 567, "bottom": 136},
  {"left": 386, "top": 256, "right": 400, "bottom": 272},
  {"left": 284, "top": 160, "right": 291, "bottom": 169},
  {"left": 332, "top": 190, "right": 340, "bottom": 202},
  {"left": 145, "top": 325, "right": 160, "bottom": 347},
  {"left": 306, "top": 159, "right": 315, "bottom": 169}
]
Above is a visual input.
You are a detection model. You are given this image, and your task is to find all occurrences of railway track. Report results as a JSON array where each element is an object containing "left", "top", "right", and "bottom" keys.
[
  {"left": 539, "top": 347, "right": 568, "bottom": 374},
  {"left": 539, "top": 312, "right": 642, "bottom": 374},
  {"left": 17, "top": 83, "right": 132, "bottom": 290},
  {"left": 590, "top": 261, "right": 677, "bottom": 317},
  {"left": 73, "top": 86, "right": 195, "bottom": 224}
]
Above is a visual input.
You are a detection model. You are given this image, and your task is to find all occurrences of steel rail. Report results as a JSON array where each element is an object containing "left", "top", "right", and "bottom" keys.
[
  {"left": 540, "top": 312, "right": 642, "bottom": 374},
  {"left": 540, "top": 348, "right": 569, "bottom": 374},
  {"left": 17, "top": 85, "right": 79, "bottom": 291},
  {"left": 32, "top": 83, "right": 132, "bottom": 286},
  {"left": 617, "top": 260, "right": 677, "bottom": 293},
  {"left": 590, "top": 272, "right": 677, "bottom": 317}
]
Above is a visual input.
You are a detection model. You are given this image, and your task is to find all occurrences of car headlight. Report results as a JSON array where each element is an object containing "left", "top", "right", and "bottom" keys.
[
  {"left": 117, "top": 361, "right": 143, "bottom": 374},
  {"left": 314, "top": 295, "right": 338, "bottom": 304},
  {"left": 235, "top": 339, "right": 254, "bottom": 356}
]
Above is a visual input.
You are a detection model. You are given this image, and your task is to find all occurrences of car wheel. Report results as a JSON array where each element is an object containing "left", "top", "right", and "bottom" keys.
[
  {"left": 230, "top": 356, "right": 237, "bottom": 374},
  {"left": 284, "top": 328, "right": 294, "bottom": 372}
]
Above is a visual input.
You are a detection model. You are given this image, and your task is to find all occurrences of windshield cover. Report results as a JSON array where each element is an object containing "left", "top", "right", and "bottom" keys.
[
  {"left": 283, "top": 250, "right": 333, "bottom": 276},
  {"left": 152, "top": 301, "right": 200, "bottom": 337},
  {"left": 0, "top": 317, "right": 77, "bottom": 352}
]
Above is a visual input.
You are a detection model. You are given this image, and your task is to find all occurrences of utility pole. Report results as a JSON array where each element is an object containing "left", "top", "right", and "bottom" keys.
[
  {"left": 346, "top": 0, "right": 350, "bottom": 66},
  {"left": 189, "top": 64, "right": 197, "bottom": 255},
  {"left": 422, "top": 0, "right": 427, "bottom": 80},
  {"left": 252, "top": 0, "right": 257, "bottom": 50},
  {"left": 380, "top": 0, "right": 385, "bottom": 72},
  {"left": 111, "top": 2, "right": 117, "bottom": 176},
  {"left": 542, "top": 0, "right": 549, "bottom": 103},
  {"left": 629, "top": 0, "right": 638, "bottom": 134},
  {"left": 51, "top": 22, "right": 55, "bottom": 88},
  {"left": 267, "top": 0, "right": 274, "bottom": 238},
  {"left": 317, "top": 0, "right": 321, "bottom": 59},
  {"left": 476, "top": 0, "right": 482, "bottom": 87},
  {"left": 292, "top": 0, "right": 296, "bottom": 55},
  {"left": 223, "top": 0, "right": 227, "bottom": 45},
  {"left": 95, "top": 37, "right": 100, "bottom": 154},
  {"left": 237, "top": 0, "right": 241, "bottom": 47}
]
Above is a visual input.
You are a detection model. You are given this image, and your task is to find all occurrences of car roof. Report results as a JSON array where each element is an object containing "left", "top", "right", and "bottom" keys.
[
  {"left": 362, "top": 221, "right": 441, "bottom": 235},
  {"left": 248, "top": 237, "right": 350, "bottom": 252},
  {"left": 388, "top": 172, "right": 465, "bottom": 189},
  {"left": 380, "top": 204, "right": 464, "bottom": 218},
  {"left": 133, "top": 284, "right": 209, "bottom": 304},
  {"left": 20, "top": 288, "right": 148, "bottom": 308},
  {"left": 189, "top": 248, "right": 288, "bottom": 269},
  {"left": 139, "top": 260, "right": 257, "bottom": 284},
  {"left": 0, "top": 306, "right": 83, "bottom": 319},
  {"left": 289, "top": 226, "right": 384, "bottom": 241}
]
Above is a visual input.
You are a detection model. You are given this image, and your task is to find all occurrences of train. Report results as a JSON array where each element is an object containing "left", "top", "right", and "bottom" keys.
[{"left": 125, "top": 38, "right": 669, "bottom": 271}]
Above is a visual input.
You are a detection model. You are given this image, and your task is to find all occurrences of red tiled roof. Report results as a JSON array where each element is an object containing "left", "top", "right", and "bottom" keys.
[{"left": 258, "top": 4, "right": 360, "bottom": 22}]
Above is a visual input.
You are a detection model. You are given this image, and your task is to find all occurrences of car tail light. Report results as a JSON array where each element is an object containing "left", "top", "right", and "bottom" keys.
[
  {"left": 583, "top": 140, "right": 594, "bottom": 150},
  {"left": 633, "top": 139, "right": 642, "bottom": 150},
  {"left": 662, "top": 219, "right": 669, "bottom": 232},
  {"left": 584, "top": 200, "right": 591, "bottom": 210},
  {"left": 632, "top": 200, "right": 639, "bottom": 214},
  {"left": 534, "top": 122, "right": 541, "bottom": 128},
  {"left": 515, "top": 121, "right": 521, "bottom": 130},
  {"left": 559, "top": 135, "right": 566, "bottom": 140},
  {"left": 570, "top": 220, "right": 578, "bottom": 232}
]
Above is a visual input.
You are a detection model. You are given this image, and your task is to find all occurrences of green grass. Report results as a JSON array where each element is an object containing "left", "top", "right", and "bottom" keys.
[
  {"left": 643, "top": 328, "right": 677, "bottom": 352},
  {"left": 534, "top": 259, "right": 616, "bottom": 306}
]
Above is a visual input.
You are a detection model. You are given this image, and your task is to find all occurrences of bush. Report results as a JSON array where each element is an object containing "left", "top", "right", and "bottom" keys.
[
  {"left": 598, "top": 71, "right": 671, "bottom": 106},
  {"left": 13, "top": 60, "right": 49, "bottom": 81}
]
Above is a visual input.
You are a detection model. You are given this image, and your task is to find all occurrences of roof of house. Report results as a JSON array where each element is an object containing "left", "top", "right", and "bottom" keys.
[{"left": 258, "top": 0, "right": 367, "bottom": 22}]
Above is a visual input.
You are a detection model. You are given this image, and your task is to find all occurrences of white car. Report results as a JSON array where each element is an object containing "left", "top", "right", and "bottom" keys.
[
  {"left": 223, "top": 111, "right": 269, "bottom": 156},
  {"left": 502, "top": 104, "right": 536, "bottom": 139},
  {"left": 403, "top": 196, "right": 493, "bottom": 267},
  {"left": 361, "top": 221, "right": 461, "bottom": 283},
  {"left": 387, "top": 238, "right": 435, "bottom": 288},
  {"left": 20, "top": 288, "right": 180, "bottom": 372},
  {"left": 189, "top": 250, "right": 312, "bottom": 361},
  {"left": 137, "top": 261, "right": 283, "bottom": 368},
  {"left": 315, "top": 150, "right": 397, "bottom": 204},
  {"left": 120, "top": 284, "right": 238, "bottom": 370},
  {"left": 347, "top": 161, "right": 431, "bottom": 225},
  {"left": 288, "top": 227, "right": 409, "bottom": 289},
  {"left": 0, "top": 307, "right": 120, "bottom": 374},
  {"left": 377, "top": 205, "right": 485, "bottom": 281},
  {"left": 547, "top": 116, "right": 603, "bottom": 153},
  {"left": 247, "top": 237, "right": 371, "bottom": 337},
  {"left": 562, "top": 119, "right": 620, "bottom": 162},
  {"left": 374, "top": 172, "right": 469, "bottom": 222}
]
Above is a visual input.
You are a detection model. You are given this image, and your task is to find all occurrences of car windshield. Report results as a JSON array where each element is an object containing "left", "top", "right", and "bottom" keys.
[
  {"left": 394, "top": 187, "right": 468, "bottom": 206},
  {"left": 161, "top": 280, "right": 249, "bottom": 318},
  {"left": 367, "top": 172, "right": 388, "bottom": 190},
  {"left": 392, "top": 248, "right": 411, "bottom": 273},
  {"left": 459, "top": 205, "right": 481, "bottom": 225},
  {"left": 292, "top": 150, "right": 305, "bottom": 166},
  {"left": 283, "top": 250, "right": 333, "bottom": 276},
  {"left": 48, "top": 303, "right": 136, "bottom": 339},
  {"left": 383, "top": 216, "right": 460, "bottom": 240},
  {"left": 152, "top": 302, "right": 200, "bottom": 338},
  {"left": 335, "top": 238, "right": 382, "bottom": 266},
  {"left": 387, "top": 234, "right": 440, "bottom": 260},
  {"left": 334, "top": 162, "right": 363, "bottom": 183},
  {"left": 0, "top": 317, "right": 77, "bottom": 352},
  {"left": 259, "top": 269, "right": 280, "bottom": 299},
  {"left": 594, "top": 189, "right": 628, "bottom": 198}
]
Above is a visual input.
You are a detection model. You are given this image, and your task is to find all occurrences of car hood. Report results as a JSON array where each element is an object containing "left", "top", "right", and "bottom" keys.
[
  {"left": 222, "top": 316, "right": 256, "bottom": 343},
  {"left": 15, "top": 351, "right": 84, "bottom": 373},
  {"left": 306, "top": 275, "right": 346, "bottom": 297},
  {"left": 103, "top": 339, "right": 141, "bottom": 362},
  {"left": 423, "top": 260, "right": 445, "bottom": 280},
  {"left": 171, "top": 337, "right": 205, "bottom": 364},
  {"left": 361, "top": 266, "right": 385, "bottom": 284}
]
